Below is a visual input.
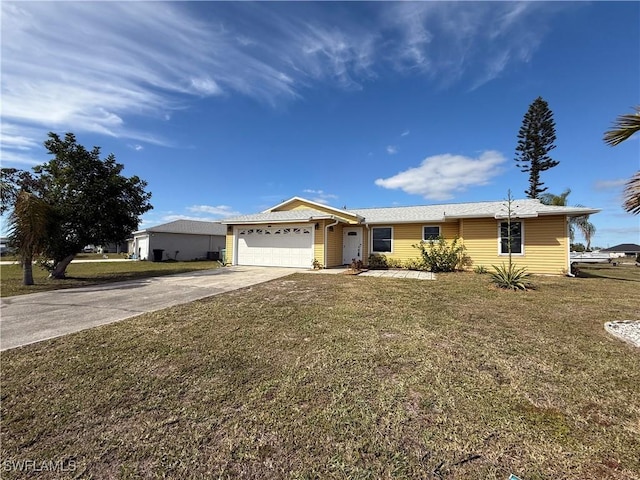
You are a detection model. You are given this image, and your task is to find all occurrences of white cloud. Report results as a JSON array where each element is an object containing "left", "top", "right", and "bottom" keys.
[
  {"left": 375, "top": 150, "right": 506, "bottom": 200},
  {"left": 187, "top": 205, "right": 240, "bottom": 217},
  {"left": 594, "top": 179, "right": 628, "bottom": 190},
  {"left": 401, "top": 130, "right": 410, "bottom": 137},
  {"left": 302, "top": 189, "right": 338, "bottom": 204},
  {"left": 386, "top": 145, "right": 398, "bottom": 155}
]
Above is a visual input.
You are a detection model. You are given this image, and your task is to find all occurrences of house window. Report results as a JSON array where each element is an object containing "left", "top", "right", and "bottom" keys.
[
  {"left": 423, "top": 225, "right": 441, "bottom": 241},
  {"left": 372, "top": 227, "right": 392, "bottom": 253},
  {"left": 499, "top": 221, "right": 523, "bottom": 255}
]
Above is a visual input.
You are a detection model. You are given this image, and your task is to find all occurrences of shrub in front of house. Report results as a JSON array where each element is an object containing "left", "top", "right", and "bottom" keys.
[
  {"left": 368, "top": 254, "right": 388, "bottom": 269},
  {"left": 413, "top": 236, "right": 470, "bottom": 272}
]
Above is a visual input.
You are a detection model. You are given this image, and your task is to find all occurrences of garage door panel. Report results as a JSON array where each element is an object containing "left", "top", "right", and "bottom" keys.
[{"left": 236, "top": 224, "right": 313, "bottom": 268}]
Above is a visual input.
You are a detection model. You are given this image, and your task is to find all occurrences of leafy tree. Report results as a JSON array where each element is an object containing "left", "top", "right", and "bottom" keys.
[
  {"left": 8, "top": 191, "right": 54, "bottom": 285},
  {"left": 1, "top": 132, "right": 153, "bottom": 279},
  {"left": 539, "top": 189, "right": 596, "bottom": 249},
  {"left": 570, "top": 243, "right": 586, "bottom": 253},
  {"left": 515, "top": 96, "right": 559, "bottom": 199},
  {"left": 604, "top": 106, "right": 640, "bottom": 215}
]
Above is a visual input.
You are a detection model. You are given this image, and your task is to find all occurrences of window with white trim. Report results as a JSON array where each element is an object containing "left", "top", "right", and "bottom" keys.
[
  {"left": 423, "top": 225, "right": 441, "bottom": 241},
  {"left": 372, "top": 227, "right": 392, "bottom": 253},
  {"left": 499, "top": 221, "right": 523, "bottom": 255}
]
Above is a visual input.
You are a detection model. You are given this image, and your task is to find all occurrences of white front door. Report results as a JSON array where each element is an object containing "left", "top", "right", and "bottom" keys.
[{"left": 343, "top": 227, "right": 362, "bottom": 264}]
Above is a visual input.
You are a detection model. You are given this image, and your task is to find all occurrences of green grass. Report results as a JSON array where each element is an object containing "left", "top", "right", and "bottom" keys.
[
  {"left": 0, "top": 260, "right": 221, "bottom": 297},
  {"left": 1, "top": 267, "right": 639, "bottom": 479}
]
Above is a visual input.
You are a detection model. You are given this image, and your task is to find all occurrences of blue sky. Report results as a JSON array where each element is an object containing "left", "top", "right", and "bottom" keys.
[{"left": 2, "top": 1, "right": 638, "bottom": 248}]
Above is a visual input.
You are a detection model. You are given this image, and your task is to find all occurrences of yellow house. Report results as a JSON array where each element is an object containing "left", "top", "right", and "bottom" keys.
[{"left": 222, "top": 197, "right": 599, "bottom": 275}]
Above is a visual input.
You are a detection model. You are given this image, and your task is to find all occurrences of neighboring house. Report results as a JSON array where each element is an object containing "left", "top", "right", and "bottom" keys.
[
  {"left": 132, "top": 220, "right": 226, "bottom": 261},
  {"left": 600, "top": 243, "right": 640, "bottom": 257},
  {"left": 222, "top": 196, "right": 600, "bottom": 274}
]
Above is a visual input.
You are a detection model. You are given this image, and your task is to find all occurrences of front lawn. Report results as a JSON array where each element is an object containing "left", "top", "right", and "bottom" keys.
[
  {"left": 0, "top": 260, "right": 221, "bottom": 297},
  {"left": 1, "top": 269, "right": 638, "bottom": 479}
]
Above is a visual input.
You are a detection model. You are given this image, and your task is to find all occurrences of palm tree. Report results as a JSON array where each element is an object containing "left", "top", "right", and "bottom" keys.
[
  {"left": 539, "top": 189, "right": 596, "bottom": 247},
  {"left": 604, "top": 106, "right": 640, "bottom": 215},
  {"left": 8, "top": 191, "right": 52, "bottom": 285}
]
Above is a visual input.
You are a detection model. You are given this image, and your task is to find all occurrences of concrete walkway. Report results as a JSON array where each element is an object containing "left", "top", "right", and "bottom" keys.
[{"left": 0, "top": 266, "right": 300, "bottom": 351}]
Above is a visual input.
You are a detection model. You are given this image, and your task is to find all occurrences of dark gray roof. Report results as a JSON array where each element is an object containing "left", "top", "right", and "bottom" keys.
[
  {"left": 137, "top": 220, "right": 226, "bottom": 236},
  {"left": 601, "top": 243, "right": 640, "bottom": 253}
]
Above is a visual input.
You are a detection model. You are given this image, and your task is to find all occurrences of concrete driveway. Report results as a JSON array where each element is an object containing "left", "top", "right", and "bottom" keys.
[{"left": 0, "top": 266, "right": 300, "bottom": 351}]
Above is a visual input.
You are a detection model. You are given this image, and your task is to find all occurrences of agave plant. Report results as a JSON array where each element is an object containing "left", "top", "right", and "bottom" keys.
[{"left": 489, "top": 263, "right": 532, "bottom": 291}]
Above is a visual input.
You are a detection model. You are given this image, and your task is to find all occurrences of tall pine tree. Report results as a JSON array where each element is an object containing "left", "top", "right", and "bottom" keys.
[{"left": 515, "top": 97, "right": 559, "bottom": 198}]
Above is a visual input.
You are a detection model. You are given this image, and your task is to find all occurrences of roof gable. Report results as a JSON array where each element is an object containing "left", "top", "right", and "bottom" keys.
[{"left": 265, "top": 196, "right": 360, "bottom": 223}]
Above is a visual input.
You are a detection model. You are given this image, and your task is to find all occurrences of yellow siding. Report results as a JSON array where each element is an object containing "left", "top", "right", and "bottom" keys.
[
  {"left": 273, "top": 199, "right": 359, "bottom": 223},
  {"left": 313, "top": 220, "right": 325, "bottom": 266},
  {"left": 326, "top": 223, "right": 342, "bottom": 267},
  {"left": 461, "top": 216, "right": 568, "bottom": 274},
  {"left": 225, "top": 230, "right": 234, "bottom": 265},
  {"left": 370, "top": 222, "right": 460, "bottom": 262}
]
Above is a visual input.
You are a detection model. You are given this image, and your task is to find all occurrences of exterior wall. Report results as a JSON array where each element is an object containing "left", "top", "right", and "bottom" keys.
[
  {"left": 461, "top": 216, "right": 568, "bottom": 274},
  {"left": 368, "top": 222, "right": 460, "bottom": 263},
  {"left": 225, "top": 229, "right": 234, "bottom": 265},
  {"left": 148, "top": 232, "right": 225, "bottom": 261},
  {"left": 314, "top": 220, "right": 325, "bottom": 267},
  {"left": 326, "top": 223, "right": 343, "bottom": 267}
]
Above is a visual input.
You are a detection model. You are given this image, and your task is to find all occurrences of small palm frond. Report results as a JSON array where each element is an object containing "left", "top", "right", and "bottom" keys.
[
  {"left": 624, "top": 170, "right": 640, "bottom": 215},
  {"left": 604, "top": 106, "right": 640, "bottom": 146}
]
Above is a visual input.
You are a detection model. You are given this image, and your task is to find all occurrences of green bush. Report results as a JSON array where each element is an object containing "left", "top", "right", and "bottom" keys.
[
  {"left": 404, "top": 258, "right": 427, "bottom": 271},
  {"left": 474, "top": 265, "right": 488, "bottom": 274},
  {"left": 489, "top": 263, "right": 532, "bottom": 290},
  {"left": 412, "top": 236, "right": 470, "bottom": 272},
  {"left": 386, "top": 258, "right": 404, "bottom": 268},
  {"left": 368, "top": 254, "right": 388, "bottom": 269}
]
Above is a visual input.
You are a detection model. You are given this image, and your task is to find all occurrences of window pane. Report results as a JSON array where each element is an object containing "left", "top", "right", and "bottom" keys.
[
  {"left": 423, "top": 226, "right": 440, "bottom": 240},
  {"left": 500, "top": 222, "right": 522, "bottom": 254},
  {"left": 373, "top": 228, "right": 392, "bottom": 252}
]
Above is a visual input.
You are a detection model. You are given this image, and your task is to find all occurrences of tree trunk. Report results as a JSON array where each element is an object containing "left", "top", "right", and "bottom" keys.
[
  {"left": 49, "top": 254, "right": 76, "bottom": 279},
  {"left": 22, "top": 256, "right": 34, "bottom": 285}
]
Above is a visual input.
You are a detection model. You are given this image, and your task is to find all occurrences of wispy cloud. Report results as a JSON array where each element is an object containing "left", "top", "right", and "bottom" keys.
[
  {"left": 385, "top": 2, "right": 556, "bottom": 90},
  {"left": 1, "top": 2, "right": 561, "bottom": 165},
  {"left": 594, "top": 179, "right": 628, "bottom": 190},
  {"left": 187, "top": 205, "right": 241, "bottom": 217},
  {"left": 375, "top": 150, "right": 506, "bottom": 200},
  {"left": 401, "top": 130, "right": 410, "bottom": 137},
  {"left": 386, "top": 145, "right": 398, "bottom": 155},
  {"left": 302, "top": 189, "right": 338, "bottom": 204}
]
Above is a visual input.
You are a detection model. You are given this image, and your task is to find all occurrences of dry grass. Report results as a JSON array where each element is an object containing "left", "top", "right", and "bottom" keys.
[
  {"left": 0, "top": 261, "right": 221, "bottom": 297},
  {"left": 1, "top": 266, "right": 639, "bottom": 479}
]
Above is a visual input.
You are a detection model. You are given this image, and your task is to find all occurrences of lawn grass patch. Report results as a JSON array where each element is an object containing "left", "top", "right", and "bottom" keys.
[
  {"left": 0, "top": 260, "right": 221, "bottom": 297},
  {"left": 1, "top": 268, "right": 639, "bottom": 479}
]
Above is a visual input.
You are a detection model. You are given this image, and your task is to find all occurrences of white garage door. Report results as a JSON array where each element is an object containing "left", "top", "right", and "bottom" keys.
[
  {"left": 136, "top": 236, "right": 149, "bottom": 260},
  {"left": 236, "top": 224, "right": 313, "bottom": 268}
]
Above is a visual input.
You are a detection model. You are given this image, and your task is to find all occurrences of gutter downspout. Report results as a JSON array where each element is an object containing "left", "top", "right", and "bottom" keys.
[{"left": 324, "top": 217, "right": 340, "bottom": 269}]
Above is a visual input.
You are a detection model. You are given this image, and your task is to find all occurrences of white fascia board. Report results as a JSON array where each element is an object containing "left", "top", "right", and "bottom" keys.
[
  {"left": 494, "top": 213, "right": 539, "bottom": 219},
  {"left": 364, "top": 218, "right": 446, "bottom": 224}
]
